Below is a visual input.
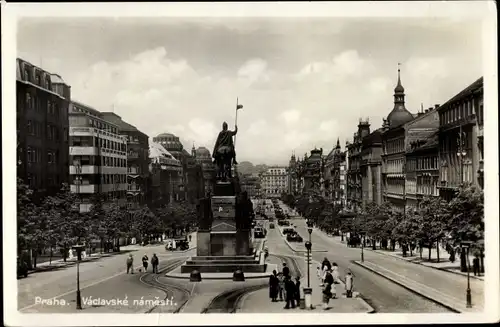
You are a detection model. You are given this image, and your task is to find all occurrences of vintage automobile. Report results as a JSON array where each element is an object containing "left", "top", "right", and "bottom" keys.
[
  {"left": 254, "top": 227, "right": 266, "bottom": 238},
  {"left": 165, "top": 237, "right": 190, "bottom": 251},
  {"left": 287, "top": 232, "right": 303, "bottom": 242},
  {"left": 283, "top": 227, "right": 295, "bottom": 235},
  {"left": 269, "top": 223, "right": 275, "bottom": 229}
]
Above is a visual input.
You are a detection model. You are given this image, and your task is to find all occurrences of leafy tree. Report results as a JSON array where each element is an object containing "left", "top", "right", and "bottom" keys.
[
  {"left": 392, "top": 211, "right": 420, "bottom": 255},
  {"left": 40, "top": 184, "right": 87, "bottom": 262},
  {"left": 416, "top": 196, "right": 450, "bottom": 261},
  {"left": 446, "top": 185, "right": 484, "bottom": 271},
  {"left": 131, "top": 205, "right": 160, "bottom": 244}
]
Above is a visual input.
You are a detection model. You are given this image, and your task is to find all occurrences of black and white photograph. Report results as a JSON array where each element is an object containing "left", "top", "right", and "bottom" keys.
[{"left": 2, "top": 1, "right": 498, "bottom": 326}]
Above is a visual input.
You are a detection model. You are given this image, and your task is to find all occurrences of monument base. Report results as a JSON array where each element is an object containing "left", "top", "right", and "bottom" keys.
[{"left": 180, "top": 255, "right": 266, "bottom": 273}]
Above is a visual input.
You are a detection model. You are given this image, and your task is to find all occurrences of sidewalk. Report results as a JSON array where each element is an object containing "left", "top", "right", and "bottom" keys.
[
  {"left": 317, "top": 230, "right": 485, "bottom": 281},
  {"left": 238, "top": 254, "right": 373, "bottom": 313},
  {"left": 26, "top": 233, "right": 198, "bottom": 275}
]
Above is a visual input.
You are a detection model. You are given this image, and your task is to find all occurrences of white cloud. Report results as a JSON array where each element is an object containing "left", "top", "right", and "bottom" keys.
[{"left": 20, "top": 19, "right": 482, "bottom": 165}]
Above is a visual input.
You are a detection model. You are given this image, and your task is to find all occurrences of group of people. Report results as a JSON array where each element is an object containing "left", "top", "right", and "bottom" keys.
[
  {"left": 125, "top": 253, "right": 160, "bottom": 274},
  {"left": 268, "top": 263, "right": 301, "bottom": 309},
  {"left": 317, "top": 257, "right": 355, "bottom": 310}
]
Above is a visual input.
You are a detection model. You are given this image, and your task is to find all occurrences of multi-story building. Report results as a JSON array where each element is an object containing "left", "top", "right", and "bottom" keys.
[
  {"left": 99, "top": 112, "right": 149, "bottom": 206},
  {"left": 260, "top": 166, "right": 289, "bottom": 198},
  {"left": 153, "top": 133, "right": 204, "bottom": 204},
  {"left": 438, "top": 77, "right": 484, "bottom": 201},
  {"left": 346, "top": 121, "right": 370, "bottom": 212},
  {"left": 193, "top": 146, "right": 215, "bottom": 196},
  {"left": 405, "top": 132, "right": 440, "bottom": 210},
  {"left": 301, "top": 148, "right": 323, "bottom": 194},
  {"left": 16, "top": 58, "right": 71, "bottom": 195},
  {"left": 149, "top": 142, "right": 183, "bottom": 205},
  {"left": 240, "top": 173, "right": 261, "bottom": 198},
  {"left": 68, "top": 101, "right": 128, "bottom": 211},
  {"left": 360, "top": 127, "right": 383, "bottom": 207},
  {"left": 287, "top": 153, "right": 299, "bottom": 195},
  {"left": 324, "top": 139, "right": 347, "bottom": 207}
]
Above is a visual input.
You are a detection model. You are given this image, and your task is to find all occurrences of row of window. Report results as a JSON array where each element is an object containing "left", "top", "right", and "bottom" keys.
[
  {"left": 385, "top": 159, "right": 404, "bottom": 174},
  {"left": 407, "top": 156, "right": 439, "bottom": 171},
  {"left": 23, "top": 65, "right": 52, "bottom": 91},
  {"left": 439, "top": 98, "right": 476, "bottom": 126},
  {"left": 439, "top": 162, "right": 474, "bottom": 186},
  {"left": 384, "top": 138, "right": 405, "bottom": 155},
  {"left": 24, "top": 147, "right": 60, "bottom": 165},
  {"left": 23, "top": 93, "right": 61, "bottom": 116},
  {"left": 25, "top": 173, "right": 61, "bottom": 189},
  {"left": 25, "top": 120, "right": 66, "bottom": 142},
  {"left": 70, "top": 136, "right": 126, "bottom": 152},
  {"left": 385, "top": 179, "right": 405, "bottom": 195},
  {"left": 416, "top": 176, "right": 439, "bottom": 196},
  {"left": 72, "top": 105, "right": 119, "bottom": 134},
  {"left": 72, "top": 174, "right": 127, "bottom": 185}
]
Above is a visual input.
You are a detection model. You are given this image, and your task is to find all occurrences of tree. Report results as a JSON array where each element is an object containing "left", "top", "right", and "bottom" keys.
[
  {"left": 416, "top": 196, "right": 450, "bottom": 262},
  {"left": 40, "top": 184, "right": 88, "bottom": 262},
  {"left": 392, "top": 211, "right": 420, "bottom": 255},
  {"left": 446, "top": 185, "right": 484, "bottom": 271},
  {"left": 131, "top": 205, "right": 160, "bottom": 244}
]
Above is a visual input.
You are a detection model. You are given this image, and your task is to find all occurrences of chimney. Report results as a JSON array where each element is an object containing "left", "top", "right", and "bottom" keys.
[{"left": 434, "top": 104, "right": 440, "bottom": 110}]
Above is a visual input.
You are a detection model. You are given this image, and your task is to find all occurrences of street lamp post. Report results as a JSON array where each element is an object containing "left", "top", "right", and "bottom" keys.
[
  {"left": 461, "top": 241, "right": 473, "bottom": 308},
  {"left": 304, "top": 229, "right": 313, "bottom": 310},
  {"left": 72, "top": 244, "right": 85, "bottom": 310},
  {"left": 361, "top": 232, "right": 365, "bottom": 262}
]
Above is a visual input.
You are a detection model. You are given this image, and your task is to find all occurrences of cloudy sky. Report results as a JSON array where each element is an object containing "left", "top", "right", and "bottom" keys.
[{"left": 17, "top": 16, "right": 484, "bottom": 165}]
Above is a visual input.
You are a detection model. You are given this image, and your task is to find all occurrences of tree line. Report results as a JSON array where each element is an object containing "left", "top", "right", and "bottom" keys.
[
  {"left": 17, "top": 178, "right": 197, "bottom": 268},
  {"left": 282, "top": 184, "right": 484, "bottom": 271}
]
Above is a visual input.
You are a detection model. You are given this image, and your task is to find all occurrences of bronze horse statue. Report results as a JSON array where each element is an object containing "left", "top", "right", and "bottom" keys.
[{"left": 212, "top": 122, "right": 238, "bottom": 182}]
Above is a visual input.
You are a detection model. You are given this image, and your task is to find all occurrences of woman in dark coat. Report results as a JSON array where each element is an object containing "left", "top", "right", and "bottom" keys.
[{"left": 269, "top": 270, "right": 279, "bottom": 302}]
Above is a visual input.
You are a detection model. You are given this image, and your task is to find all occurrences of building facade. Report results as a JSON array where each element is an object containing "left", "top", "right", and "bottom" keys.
[
  {"left": 324, "top": 139, "right": 347, "bottom": 207},
  {"left": 346, "top": 123, "right": 367, "bottom": 212},
  {"left": 301, "top": 148, "right": 323, "bottom": 194},
  {"left": 193, "top": 146, "right": 215, "bottom": 196},
  {"left": 260, "top": 166, "right": 289, "bottom": 198},
  {"left": 360, "top": 128, "right": 383, "bottom": 207},
  {"left": 16, "top": 58, "right": 71, "bottom": 195},
  {"left": 438, "top": 77, "right": 484, "bottom": 201},
  {"left": 68, "top": 101, "right": 128, "bottom": 211},
  {"left": 240, "top": 173, "right": 261, "bottom": 198},
  {"left": 287, "top": 153, "right": 299, "bottom": 195},
  {"left": 149, "top": 142, "right": 183, "bottom": 206},
  {"left": 406, "top": 132, "right": 440, "bottom": 210},
  {"left": 100, "top": 112, "right": 149, "bottom": 206}
]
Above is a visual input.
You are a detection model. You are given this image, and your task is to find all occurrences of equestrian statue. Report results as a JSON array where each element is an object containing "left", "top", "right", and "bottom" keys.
[{"left": 212, "top": 122, "right": 238, "bottom": 181}]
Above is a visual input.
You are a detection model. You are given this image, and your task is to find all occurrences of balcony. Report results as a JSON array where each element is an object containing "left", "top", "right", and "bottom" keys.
[
  {"left": 70, "top": 146, "right": 98, "bottom": 156},
  {"left": 70, "top": 165, "right": 98, "bottom": 174},
  {"left": 128, "top": 152, "right": 139, "bottom": 159},
  {"left": 71, "top": 184, "right": 97, "bottom": 193}
]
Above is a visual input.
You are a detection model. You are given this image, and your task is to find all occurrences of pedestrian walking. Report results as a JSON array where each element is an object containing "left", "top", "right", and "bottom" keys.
[
  {"left": 322, "top": 282, "right": 332, "bottom": 310},
  {"left": 151, "top": 253, "right": 159, "bottom": 273},
  {"left": 321, "top": 265, "right": 329, "bottom": 286},
  {"left": 284, "top": 276, "right": 296, "bottom": 309},
  {"left": 269, "top": 270, "right": 279, "bottom": 302},
  {"left": 473, "top": 256, "right": 480, "bottom": 276},
  {"left": 324, "top": 268, "right": 334, "bottom": 286},
  {"left": 316, "top": 266, "right": 322, "bottom": 280},
  {"left": 277, "top": 272, "right": 285, "bottom": 301},
  {"left": 345, "top": 270, "right": 354, "bottom": 298},
  {"left": 321, "top": 257, "right": 331, "bottom": 271},
  {"left": 282, "top": 262, "right": 290, "bottom": 278},
  {"left": 294, "top": 276, "right": 301, "bottom": 304},
  {"left": 331, "top": 263, "right": 340, "bottom": 284},
  {"left": 126, "top": 254, "right": 134, "bottom": 274},
  {"left": 142, "top": 254, "right": 149, "bottom": 272}
]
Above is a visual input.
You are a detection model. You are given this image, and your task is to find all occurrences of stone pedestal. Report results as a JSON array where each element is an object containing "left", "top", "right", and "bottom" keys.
[
  {"left": 236, "top": 230, "right": 251, "bottom": 256},
  {"left": 196, "top": 231, "right": 211, "bottom": 256}
]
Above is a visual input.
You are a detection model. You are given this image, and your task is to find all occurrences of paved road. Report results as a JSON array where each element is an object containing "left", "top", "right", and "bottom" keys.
[
  {"left": 266, "top": 214, "right": 452, "bottom": 313},
  {"left": 18, "top": 244, "right": 196, "bottom": 312}
]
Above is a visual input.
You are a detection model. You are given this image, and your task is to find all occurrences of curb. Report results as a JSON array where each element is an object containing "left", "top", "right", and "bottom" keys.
[
  {"left": 164, "top": 273, "right": 271, "bottom": 280},
  {"left": 356, "top": 297, "right": 376, "bottom": 313},
  {"left": 353, "top": 260, "right": 461, "bottom": 313},
  {"left": 365, "top": 248, "right": 485, "bottom": 281}
]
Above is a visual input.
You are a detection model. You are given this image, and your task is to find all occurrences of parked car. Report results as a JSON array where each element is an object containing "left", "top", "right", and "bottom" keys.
[
  {"left": 283, "top": 227, "right": 295, "bottom": 235},
  {"left": 286, "top": 232, "right": 303, "bottom": 242},
  {"left": 269, "top": 223, "right": 275, "bottom": 229},
  {"left": 254, "top": 227, "right": 266, "bottom": 238},
  {"left": 17, "top": 257, "right": 28, "bottom": 278}
]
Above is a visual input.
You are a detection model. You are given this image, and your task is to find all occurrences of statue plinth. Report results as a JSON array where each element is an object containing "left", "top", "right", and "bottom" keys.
[{"left": 181, "top": 123, "right": 264, "bottom": 274}]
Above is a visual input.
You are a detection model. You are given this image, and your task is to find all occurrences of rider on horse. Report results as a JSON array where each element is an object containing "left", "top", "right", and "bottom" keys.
[{"left": 212, "top": 122, "right": 238, "bottom": 179}]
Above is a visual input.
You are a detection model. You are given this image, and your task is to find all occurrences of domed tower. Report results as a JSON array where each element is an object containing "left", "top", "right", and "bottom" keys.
[
  {"left": 152, "top": 133, "right": 184, "bottom": 161},
  {"left": 386, "top": 65, "right": 414, "bottom": 128}
]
